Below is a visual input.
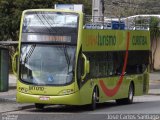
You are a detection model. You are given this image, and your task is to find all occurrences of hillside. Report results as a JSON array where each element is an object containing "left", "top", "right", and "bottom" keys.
[{"left": 104, "top": 0, "right": 160, "bottom": 17}]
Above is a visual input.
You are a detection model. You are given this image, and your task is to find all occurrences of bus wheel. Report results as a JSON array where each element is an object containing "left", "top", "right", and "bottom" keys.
[
  {"left": 116, "top": 83, "right": 134, "bottom": 105},
  {"left": 90, "top": 87, "right": 98, "bottom": 111},
  {"left": 127, "top": 83, "right": 134, "bottom": 104},
  {"left": 35, "top": 103, "right": 45, "bottom": 110}
]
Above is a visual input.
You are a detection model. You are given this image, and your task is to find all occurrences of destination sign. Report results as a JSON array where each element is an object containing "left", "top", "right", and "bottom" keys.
[{"left": 22, "top": 33, "right": 72, "bottom": 43}]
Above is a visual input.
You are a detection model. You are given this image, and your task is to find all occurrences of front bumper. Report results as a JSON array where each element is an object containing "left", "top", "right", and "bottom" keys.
[{"left": 17, "top": 91, "right": 82, "bottom": 105}]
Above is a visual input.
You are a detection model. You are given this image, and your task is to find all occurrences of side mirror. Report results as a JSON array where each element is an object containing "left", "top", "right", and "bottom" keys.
[
  {"left": 81, "top": 53, "right": 90, "bottom": 80},
  {"left": 12, "top": 51, "right": 18, "bottom": 77}
]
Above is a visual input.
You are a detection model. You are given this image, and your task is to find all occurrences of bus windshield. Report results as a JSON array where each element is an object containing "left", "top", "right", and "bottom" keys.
[
  {"left": 20, "top": 45, "right": 76, "bottom": 85},
  {"left": 23, "top": 11, "right": 78, "bottom": 31},
  {"left": 22, "top": 11, "right": 78, "bottom": 44}
]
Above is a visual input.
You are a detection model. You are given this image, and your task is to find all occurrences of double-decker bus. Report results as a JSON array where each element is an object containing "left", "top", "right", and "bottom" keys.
[{"left": 13, "top": 9, "right": 150, "bottom": 110}]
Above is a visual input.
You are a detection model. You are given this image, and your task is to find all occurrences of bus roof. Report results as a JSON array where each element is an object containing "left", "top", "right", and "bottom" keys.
[{"left": 22, "top": 9, "right": 83, "bottom": 15}]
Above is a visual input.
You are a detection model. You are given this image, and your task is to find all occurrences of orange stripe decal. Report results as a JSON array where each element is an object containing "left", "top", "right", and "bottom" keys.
[{"left": 99, "top": 32, "right": 130, "bottom": 97}]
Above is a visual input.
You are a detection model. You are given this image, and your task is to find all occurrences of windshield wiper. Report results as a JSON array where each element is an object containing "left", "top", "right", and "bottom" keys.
[
  {"left": 23, "top": 44, "right": 36, "bottom": 63},
  {"left": 63, "top": 45, "right": 71, "bottom": 73}
]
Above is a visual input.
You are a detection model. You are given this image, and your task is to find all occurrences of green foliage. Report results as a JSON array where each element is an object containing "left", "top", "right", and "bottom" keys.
[
  {"left": 0, "top": 0, "right": 58, "bottom": 41},
  {"left": 0, "top": 0, "right": 91, "bottom": 41},
  {"left": 150, "top": 17, "right": 160, "bottom": 40},
  {"left": 150, "top": 17, "right": 159, "bottom": 30},
  {"left": 0, "top": 0, "right": 18, "bottom": 41},
  {"left": 149, "top": 17, "right": 160, "bottom": 71}
]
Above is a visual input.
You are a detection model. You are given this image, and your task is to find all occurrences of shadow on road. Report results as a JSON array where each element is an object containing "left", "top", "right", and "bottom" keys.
[{"left": 25, "top": 101, "right": 145, "bottom": 113}]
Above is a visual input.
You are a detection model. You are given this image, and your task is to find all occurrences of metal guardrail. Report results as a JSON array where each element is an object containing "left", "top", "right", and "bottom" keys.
[{"left": 84, "top": 15, "right": 150, "bottom": 30}]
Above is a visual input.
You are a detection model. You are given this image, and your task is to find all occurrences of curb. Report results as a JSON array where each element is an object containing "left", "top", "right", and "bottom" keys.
[
  {"left": 18, "top": 105, "right": 35, "bottom": 110},
  {"left": 9, "top": 83, "right": 16, "bottom": 90},
  {"left": 148, "top": 93, "right": 160, "bottom": 96},
  {"left": 0, "top": 104, "right": 34, "bottom": 114},
  {"left": 9, "top": 86, "right": 16, "bottom": 90},
  {"left": 148, "top": 89, "right": 160, "bottom": 96},
  {"left": 149, "top": 80, "right": 160, "bottom": 84},
  {"left": 0, "top": 98, "right": 16, "bottom": 103}
]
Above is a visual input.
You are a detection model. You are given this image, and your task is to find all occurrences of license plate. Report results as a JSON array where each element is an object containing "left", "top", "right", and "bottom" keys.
[{"left": 39, "top": 96, "right": 50, "bottom": 101}]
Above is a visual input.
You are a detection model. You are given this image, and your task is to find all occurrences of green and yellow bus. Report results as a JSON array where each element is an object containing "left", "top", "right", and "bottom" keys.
[{"left": 13, "top": 9, "right": 150, "bottom": 110}]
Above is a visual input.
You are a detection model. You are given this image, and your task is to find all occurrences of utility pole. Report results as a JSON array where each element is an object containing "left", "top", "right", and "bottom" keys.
[
  {"left": 101, "top": 0, "right": 105, "bottom": 25},
  {"left": 101, "top": 0, "right": 105, "bottom": 15},
  {"left": 92, "top": 0, "right": 105, "bottom": 22}
]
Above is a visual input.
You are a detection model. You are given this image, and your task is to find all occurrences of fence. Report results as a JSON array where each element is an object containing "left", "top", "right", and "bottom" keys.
[{"left": 84, "top": 15, "right": 150, "bottom": 30}]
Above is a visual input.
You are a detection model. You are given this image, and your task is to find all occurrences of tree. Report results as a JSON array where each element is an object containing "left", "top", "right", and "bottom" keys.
[
  {"left": 149, "top": 17, "right": 160, "bottom": 71},
  {"left": 0, "top": 0, "right": 60, "bottom": 41},
  {"left": 0, "top": 0, "right": 19, "bottom": 41},
  {"left": 0, "top": 0, "right": 91, "bottom": 41},
  {"left": 134, "top": 17, "right": 160, "bottom": 71}
]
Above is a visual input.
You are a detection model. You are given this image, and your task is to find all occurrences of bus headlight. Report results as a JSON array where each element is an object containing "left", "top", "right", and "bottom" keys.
[{"left": 59, "top": 89, "right": 74, "bottom": 95}]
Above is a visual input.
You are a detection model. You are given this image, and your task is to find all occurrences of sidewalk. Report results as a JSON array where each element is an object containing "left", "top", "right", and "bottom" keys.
[
  {"left": 0, "top": 75, "right": 32, "bottom": 113},
  {"left": 9, "top": 74, "right": 17, "bottom": 89},
  {"left": 149, "top": 72, "right": 160, "bottom": 95},
  {"left": 0, "top": 89, "right": 33, "bottom": 113},
  {"left": 149, "top": 89, "right": 160, "bottom": 95}
]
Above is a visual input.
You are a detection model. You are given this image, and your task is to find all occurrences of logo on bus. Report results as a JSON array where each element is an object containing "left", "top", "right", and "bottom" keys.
[
  {"left": 19, "top": 87, "right": 29, "bottom": 93},
  {"left": 98, "top": 33, "right": 116, "bottom": 46},
  {"left": 132, "top": 36, "right": 147, "bottom": 46},
  {"left": 29, "top": 86, "right": 45, "bottom": 91},
  {"left": 86, "top": 33, "right": 116, "bottom": 47}
]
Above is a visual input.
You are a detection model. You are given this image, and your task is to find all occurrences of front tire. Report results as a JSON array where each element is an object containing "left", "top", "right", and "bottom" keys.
[
  {"left": 89, "top": 87, "right": 98, "bottom": 111},
  {"left": 127, "top": 83, "right": 134, "bottom": 104}
]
